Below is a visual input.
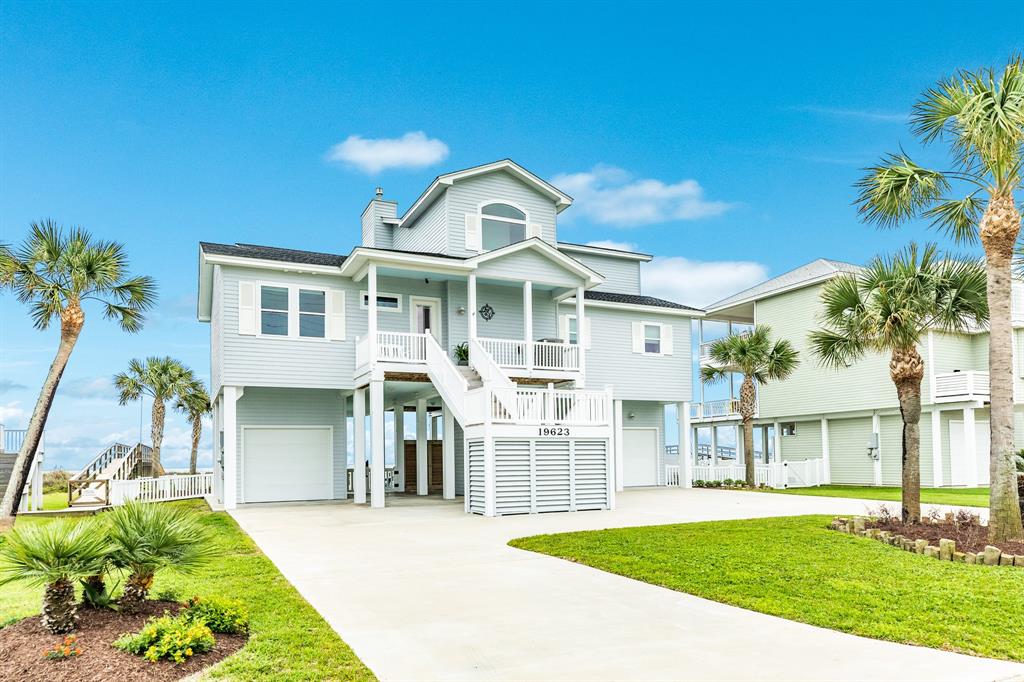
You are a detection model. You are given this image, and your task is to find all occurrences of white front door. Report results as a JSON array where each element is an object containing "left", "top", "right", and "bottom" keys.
[
  {"left": 410, "top": 297, "right": 441, "bottom": 342},
  {"left": 948, "top": 420, "right": 990, "bottom": 487},
  {"left": 243, "top": 427, "right": 333, "bottom": 503},
  {"left": 623, "top": 428, "right": 659, "bottom": 487}
]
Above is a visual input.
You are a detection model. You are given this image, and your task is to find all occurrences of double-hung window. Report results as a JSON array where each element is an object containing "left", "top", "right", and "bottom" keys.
[
  {"left": 481, "top": 203, "right": 527, "bottom": 251},
  {"left": 298, "top": 289, "right": 326, "bottom": 338},
  {"left": 644, "top": 324, "right": 661, "bottom": 354},
  {"left": 260, "top": 286, "right": 289, "bottom": 336}
]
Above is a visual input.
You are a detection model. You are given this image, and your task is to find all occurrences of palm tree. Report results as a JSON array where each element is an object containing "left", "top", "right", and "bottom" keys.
[
  {"left": 0, "top": 222, "right": 156, "bottom": 527},
  {"left": 114, "top": 357, "right": 195, "bottom": 475},
  {"left": 106, "top": 501, "right": 215, "bottom": 612},
  {"left": 810, "top": 245, "right": 988, "bottom": 523},
  {"left": 175, "top": 379, "right": 211, "bottom": 475},
  {"left": 854, "top": 56, "right": 1024, "bottom": 541},
  {"left": 701, "top": 326, "right": 799, "bottom": 486},
  {"left": 0, "top": 518, "right": 110, "bottom": 632}
]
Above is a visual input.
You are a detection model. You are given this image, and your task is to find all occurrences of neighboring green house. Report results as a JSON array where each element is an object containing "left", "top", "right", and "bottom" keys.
[{"left": 694, "top": 258, "right": 1024, "bottom": 488}]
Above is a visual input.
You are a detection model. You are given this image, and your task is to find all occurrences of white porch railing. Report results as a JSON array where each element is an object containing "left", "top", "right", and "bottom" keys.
[
  {"left": 489, "top": 387, "right": 611, "bottom": 426},
  {"left": 933, "top": 371, "right": 989, "bottom": 402},
  {"left": 478, "top": 337, "right": 580, "bottom": 373},
  {"left": 690, "top": 458, "right": 824, "bottom": 488},
  {"left": 690, "top": 399, "right": 742, "bottom": 420},
  {"left": 1, "top": 426, "right": 29, "bottom": 454},
  {"left": 18, "top": 450, "right": 45, "bottom": 512},
  {"left": 346, "top": 466, "right": 402, "bottom": 493},
  {"left": 109, "top": 473, "right": 213, "bottom": 505},
  {"left": 359, "top": 331, "right": 430, "bottom": 367},
  {"left": 665, "top": 464, "right": 681, "bottom": 486}
]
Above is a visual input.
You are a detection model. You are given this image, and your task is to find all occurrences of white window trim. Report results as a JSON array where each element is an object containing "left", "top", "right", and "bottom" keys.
[
  {"left": 477, "top": 199, "right": 538, "bottom": 251},
  {"left": 360, "top": 290, "right": 404, "bottom": 313},
  {"left": 256, "top": 281, "right": 333, "bottom": 342},
  {"left": 632, "top": 320, "right": 673, "bottom": 356},
  {"left": 561, "top": 313, "right": 592, "bottom": 350}
]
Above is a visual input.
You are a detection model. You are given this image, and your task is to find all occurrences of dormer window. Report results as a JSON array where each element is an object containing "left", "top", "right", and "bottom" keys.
[{"left": 481, "top": 203, "right": 527, "bottom": 250}]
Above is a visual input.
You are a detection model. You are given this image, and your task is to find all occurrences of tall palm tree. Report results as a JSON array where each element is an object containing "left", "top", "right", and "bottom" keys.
[
  {"left": 0, "top": 222, "right": 156, "bottom": 527},
  {"left": 854, "top": 56, "right": 1024, "bottom": 541},
  {"left": 175, "top": 379, "right": 211, "bottom": 475},
  {"left": 810, "top": 245, "right": 988, "bottom": 523},
  {"left": 0, "top": 518, "right": 111, "bottom": 632},
  {"left": 114, "top": 357, "right": 194, "bottom": 475},
  {"left": 701, "top": 326, "right": 799, "bottom": 486}
]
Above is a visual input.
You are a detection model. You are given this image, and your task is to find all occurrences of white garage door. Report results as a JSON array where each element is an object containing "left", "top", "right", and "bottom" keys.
[
  {"left": 243, "top": 427, "right": 333, "bottom": 503},
  {"left": 623, "top": 428, "right": 658, "bottom": 487},
  {"left": 948, "top": 420, "right": 990, "bottom": 487}
]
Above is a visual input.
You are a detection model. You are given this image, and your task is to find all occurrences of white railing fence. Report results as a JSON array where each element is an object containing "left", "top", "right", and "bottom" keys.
[
  {"left": 424, "top": 333, "right": 469, "bottom": 424},
  {"left": 690, "top": 399, "right": 742, "bottom": 419},
  {"left": 491, "top": 387, "right": 611, "bottom": 425},
  {"left": 18, "top": 451, "right": 45, "bottom": 512},
  {"left": 665, "top": 464, "right": 681, "bottom": 486},
  {"left": 533, "top": 341, "right": 580, "bottom": 370},
  {"left": 346, "top": 467, "right": 402, "bottom": 493},
  {"left": 689, "top": 458, "right": 824, "bottom": 488},
  {"left": 72, "top": 442, "right": 132, "bottom": 481},
  {"left": 2, "top": 427, "right": 29, "bottom": 454},
  {"left": 933, "top": 371, "right": 990, "bottom": 400},
  {"left": 109, "top": 473, "right": 213, "bottom": 505},
  {"left": 478, "top": 337, "right": 581, "bottom": 372},
  {"left": 376, "top": 331, "right": 429, "bottom": 363},
  {"left": 479, "top": 337, "right": 527, "bottom": 369}
]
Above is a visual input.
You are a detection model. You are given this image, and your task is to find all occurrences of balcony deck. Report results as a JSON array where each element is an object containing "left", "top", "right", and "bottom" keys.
[{"left": 933, "top": 370, "right": 989, "bottom": 403}]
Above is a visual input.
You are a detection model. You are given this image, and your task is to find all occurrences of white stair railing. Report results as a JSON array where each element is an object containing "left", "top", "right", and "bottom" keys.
[
  {"left": 424, "top": 333, "right": 470, "bottom": 424},
  {"left": 469, "top": 338, "right": 518, "bottom": 420}
]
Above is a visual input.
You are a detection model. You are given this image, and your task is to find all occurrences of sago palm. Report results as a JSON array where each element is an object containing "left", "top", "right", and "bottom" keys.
[
  {"left": 114, "top": 357, "right": 195, "bottom": 475},
  {"left": 106, "top": 501, "right": 215, "bottom": 612},
  {"left": 854, "top": 56, "right": 1024, "bottom": 541},
  {"left": 175, "top": 379, "right": 211, "bottom": 475},
  {"left": 810, "top": 244, "right": 988, "bottom": 523},
  {"left": 0, "top": 518, "right": 110, "bottom": 632},
  {"left": 701, "top": 326, "right": 799, "bottom": 486},
  {"left": 0, "top": 221, "right": 156, "bottom": 526}
]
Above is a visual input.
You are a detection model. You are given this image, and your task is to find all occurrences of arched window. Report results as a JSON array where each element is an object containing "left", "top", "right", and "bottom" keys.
[{"left": 480, "top": 203, "right": 527, "bottom": 250}]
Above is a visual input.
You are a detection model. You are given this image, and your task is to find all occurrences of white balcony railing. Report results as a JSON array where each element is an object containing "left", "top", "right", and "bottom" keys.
[
  {"left": 690, "top": 399, "right": 742, "bottom": 420},
  {"left": 358, "top": 331, "right": 430, "bottom": 368},
  {"left": 933, "top": 371, "right": 989, "bottom": 402},
  {"left": 489, "top": 387, "right": 611, "bottom": 426},
  {"left": 478, "top": 337, "right": 580, "bottom": 373}
]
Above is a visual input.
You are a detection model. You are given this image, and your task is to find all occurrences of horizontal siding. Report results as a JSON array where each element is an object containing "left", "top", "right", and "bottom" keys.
[
  {"left": 235, "top": 387, "right": 347, "bottom": 503},
  {"left": 394, "top": 194, "right": 447, "bottom": 254},
  {"left": 779, "top": 419, "right": 821, "bottom": 462},
  {"left": 565, "top": 251, "right": 641, "bottom": 295},
  {"left": 211, "top": 265, "right": 224, "bottom": 395},
  {"left": 622, "top": 401, "right": 666, "bottom": 485},
  {"left": 581, "top": 306, "right": 691, "bottom": 402},
  {"left": 475, "top": 249, "right": 585, "bottom": 288},
  {"left": 446, "top": 171, "right": 558, "bottom": 257}
]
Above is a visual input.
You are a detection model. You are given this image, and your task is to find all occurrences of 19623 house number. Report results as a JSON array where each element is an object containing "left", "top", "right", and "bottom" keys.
[{"left": 538, "top": 427, "right": 570, "bottom": 436}]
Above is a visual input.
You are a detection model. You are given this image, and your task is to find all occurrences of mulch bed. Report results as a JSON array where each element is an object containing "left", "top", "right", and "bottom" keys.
[
  {"left": 868, "top": 517, "right": 1024, "bottom": 555},
  {"left": 0, "top": 600, "right": 247, "bottom": 682}
]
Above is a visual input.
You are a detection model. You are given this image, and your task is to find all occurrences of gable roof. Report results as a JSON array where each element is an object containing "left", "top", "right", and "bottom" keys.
[
  {"left": 400, "top": 159, "right": 573, "bottom": 227},
  {"left": 706, "top": 258, "right": 860, "bottom": 313},
  {"left": 556, "top": 241, "right": 653, "bottom": 262},
  {"left": 200, "top": 242, "right": 347, "bottom": 267},
  {"left": 584, "top": 290, "right": 703, "bottom": 312},
  {"left": 467, "top": 237, "right": 603, "bottom": 287}
]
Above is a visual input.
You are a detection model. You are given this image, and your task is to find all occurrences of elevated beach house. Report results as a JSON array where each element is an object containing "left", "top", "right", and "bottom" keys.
[{"left": 197, "top": 160, "right": 701, "bottom": 514}]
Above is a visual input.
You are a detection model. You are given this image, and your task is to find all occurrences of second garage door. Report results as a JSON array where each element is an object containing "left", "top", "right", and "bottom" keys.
[
  {"left": 623, "top": 428, "right": 659, "bottom": 487},
  {"left": 243, "top": 427, "right": 333, "bottom": 503}
]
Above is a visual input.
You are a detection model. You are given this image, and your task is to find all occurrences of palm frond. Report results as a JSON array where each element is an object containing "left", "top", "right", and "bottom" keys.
[
  {"left": 920, "top": 194, "right": 985, "bottom": 244},
  {"left": 853, "top": 153, "right": 949, "bottom": 228}
]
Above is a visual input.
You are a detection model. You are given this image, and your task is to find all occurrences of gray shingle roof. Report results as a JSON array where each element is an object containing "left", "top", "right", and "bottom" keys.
[
  {"left": 584, "top": 290, "right": 703, "bottom": 312},
  {"left": 707, "top": 258, "right": 860, "bottom": 311},
  {"left": 200, "top": 242, "right": 347, "bottom": 267}
]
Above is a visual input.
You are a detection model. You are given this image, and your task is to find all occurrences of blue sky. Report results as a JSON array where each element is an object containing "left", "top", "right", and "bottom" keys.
[{"left": 2, "top": 1, "right": 1022, "bottom": 469}]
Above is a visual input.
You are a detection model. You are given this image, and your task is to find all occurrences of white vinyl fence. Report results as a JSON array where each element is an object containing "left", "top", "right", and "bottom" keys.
[
  {"left": 687, "top": 458, "right": 824, "bottom": 489},
  {"left": 109, "top": 473, "right": 213, "bottom": 505}
]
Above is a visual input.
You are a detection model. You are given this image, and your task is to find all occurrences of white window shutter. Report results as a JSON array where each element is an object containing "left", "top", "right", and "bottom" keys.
[
  {"left": 527, "top": 222, "right": 542, "bottom": 239},
  {"left": 465, "top": 213, "right": 481, "bottom": 251},
  {"left": 631, "top": 321, "right": 643, "bottom": 353},
  {"left": 327, "top": 290, "right": 346, "bottom": 341},
  {"left": 238, "top": 281, "right": 257, "bottom": 335},
  {"left": 585, "top": 318, "right": 593, "bottom": 350},
  {"left": 662, "top": 323, "right": 673, "bottom": 355},
  {"left": 559, "top": 314, "right": 568, "bottom": 340}
]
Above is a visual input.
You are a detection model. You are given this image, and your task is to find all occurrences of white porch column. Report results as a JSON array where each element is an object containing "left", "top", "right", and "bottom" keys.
[
  {"left": 678, "top": 402, "right": 692, "bottom": 488},
  {"left": 963, "top": 406, "right": 978, "bottom": 488},
  {"left": 772, "top": 421, "right": 781, "bottom": 464},
  {"left": 394, "top": 403, "right": 405, "bottom": 492},
  {"left": 442, "top": 404, "right": 455, "bottom": 500},
  {"left": 698, "top": 320, "right": 706, "bottom": 407},
  {"left": 222, "top": 386, "right": 239, "bottom": 510},
  {"left": 871, "top": 413, "right": 882, "bottom": 486},
  {"left": 614, "top": 400, "right": 625, "bottom": 492},
  {"left": 575, "top": 286, "right": 586, "bottom": 387},
  {"left": 370, "top": 380, "right": 385, "bottom": 508},
  {"left": 820, "top": 417, "right": 831, "bottom": 484},
  {"left": 468, "top": 273, "right": 478, "bottom": 342},
  {"left": 710, "top": 425, "right": 718, "bottom": 465},
  {"left": 523, "top": 280, "right": 533, "bottom": 371},
  {"left": 416, "top": 398, "right": 428, "bottom": 495},
  {"left": 353, "top": 387, "right": 367, "bottom": 504},
  {"left": 931, "top": 409, "right": 943, "bottom": 486},
  {"left": 367, "top": 263, "right": 379, "bottom": 366}
]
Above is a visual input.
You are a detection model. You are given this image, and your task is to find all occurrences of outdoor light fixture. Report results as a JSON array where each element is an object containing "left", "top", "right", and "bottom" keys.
[
  {"left": 457, "top": 306, "right": 466, "bottom": 315},
  {"left": 628, "top": 412, "right": 636, "bottom": 420}
]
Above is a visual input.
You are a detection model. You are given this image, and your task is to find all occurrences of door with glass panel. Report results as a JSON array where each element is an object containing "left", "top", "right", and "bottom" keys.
[{"left": 410, "top": 297, "right": 441, "bottom": 343}]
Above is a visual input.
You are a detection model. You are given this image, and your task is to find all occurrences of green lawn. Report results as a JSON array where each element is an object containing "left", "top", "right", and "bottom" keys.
[
  {"left": 510, "top": 515, "right": 1024, "bottom": 661},
  {"left": 764, "top": 484, "right": 989, "bottom": 508},
  {"left": 42, "top": 490, "right": 69, "bottom": 510},
  {"left": 1, "top": 500, "right": 375, "bottom": 681}
]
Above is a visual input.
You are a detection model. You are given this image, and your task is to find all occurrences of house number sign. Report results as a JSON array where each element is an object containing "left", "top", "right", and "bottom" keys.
[{"left": 538, "top": 427, "right": 570, "bottom": 436}]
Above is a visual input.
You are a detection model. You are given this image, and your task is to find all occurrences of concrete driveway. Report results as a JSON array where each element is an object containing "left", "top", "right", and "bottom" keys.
[{"left": 230, "top": 488, "right": 1024, "bottom": 682}]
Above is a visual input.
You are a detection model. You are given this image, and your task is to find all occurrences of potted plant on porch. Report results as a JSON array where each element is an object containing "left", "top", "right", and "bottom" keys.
[{"left": 453, "top": 343, "right": 469, "bottom": 366}]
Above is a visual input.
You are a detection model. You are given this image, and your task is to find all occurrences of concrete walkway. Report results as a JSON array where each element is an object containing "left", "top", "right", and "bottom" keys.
[{"left": 230, "top": 488, "right": 1024, "bottom": 682}]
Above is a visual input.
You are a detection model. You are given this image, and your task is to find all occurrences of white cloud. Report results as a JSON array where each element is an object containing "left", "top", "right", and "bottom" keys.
[
  {"left": 791, "top": 105, "right": 908, "bottom": 122},
  {"left": 0, "top": 379, "right": 26, "bottom": 394},
  {"left": 585, "top": 240, "right": 638, "bottom": 252},
  {"left": 642, "top": 257, "right": 769, "bottom": 308},
  {"left": 325, "top": 131, "right": 449, "bottom": 174},
  {"left": 553, "top": 165, "right": 731, "bottom": 226},
  {"left": 0, "top": 401, "right": 27, "bottom": 425},
  {"left": 58, "top": 376, "right": 117, "bottom": 401}
]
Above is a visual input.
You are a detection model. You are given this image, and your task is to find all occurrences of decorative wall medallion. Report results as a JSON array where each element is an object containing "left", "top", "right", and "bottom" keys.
[{"left": 479, "top": 303, "right": 495, "bottom": 321}]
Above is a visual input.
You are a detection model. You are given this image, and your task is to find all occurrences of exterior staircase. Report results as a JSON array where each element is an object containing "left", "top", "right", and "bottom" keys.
[
  {"left": 69, "top": 442, "right": 155, "bottom": 508},
  {"left": 457, "top": 366, "right": 483, "bottom": 390}
]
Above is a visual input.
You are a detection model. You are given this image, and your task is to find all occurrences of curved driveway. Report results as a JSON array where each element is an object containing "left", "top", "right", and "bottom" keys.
[{"left": 230, "top": 488, "right": 1024, "bottom": 681}]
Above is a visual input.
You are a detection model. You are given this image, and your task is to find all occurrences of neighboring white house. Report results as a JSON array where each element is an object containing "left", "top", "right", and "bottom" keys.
[{"left": 197, "top": 160, "right": 701, "bottom": 515}]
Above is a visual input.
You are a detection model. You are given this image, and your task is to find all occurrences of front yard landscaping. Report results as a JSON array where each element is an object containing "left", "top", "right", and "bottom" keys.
[
  {"left": 510, "top": 515, "right": 1024, "bottom": 661},
  {"left": 764, "top": 484, "right": 989, "bottom": 508},
  {"left": 0, "top": 500, "right": 374, "bottom": 681}
]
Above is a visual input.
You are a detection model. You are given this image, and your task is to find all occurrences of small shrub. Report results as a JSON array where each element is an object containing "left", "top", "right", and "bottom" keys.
[
  {"left": 154, "top": 586, "right": 182, "bottom": 603},
  {"left": 693, "top": 480, "right": 705, "bottom": 488},
  {"left": 722, "top": 478, "right": 734, "bottom": 486},
  {"left": 42, "top": 469, "right": 71, "bottom": 494},
  {"left": 44, "top": 634, "right": 82, "bottom": 660},
  {"left": 183, "top": 595, "right": 249, "bottom": 634},
  {"left": 114, "top": 613, "right": 215, "bottom": 664}
]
